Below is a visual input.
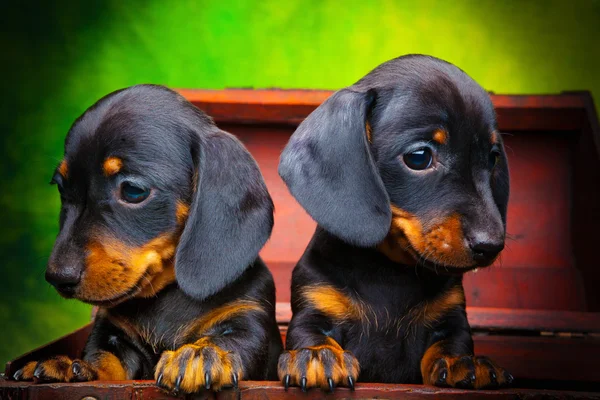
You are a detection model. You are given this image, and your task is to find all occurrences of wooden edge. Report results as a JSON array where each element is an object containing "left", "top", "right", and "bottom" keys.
[
  {"left": 276, "top": 303, "right": 600, "bottom": 333},
  {"left": 578, "top": 91, "right": 600, "bottom": 159},
  {"left": 178, "top": 88, "right": 589, "bottom": 109},
  {"left": 1, "top": 379, "right": 598, "bottom": 399},
  {"left": 177, "top": 88, "right": 593, "bottom": 131}
]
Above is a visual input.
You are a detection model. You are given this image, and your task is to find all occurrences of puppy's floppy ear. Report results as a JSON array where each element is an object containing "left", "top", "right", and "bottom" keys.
[
  {"left": 279, "top": 88, "right": 391, "bottom": 247},
  {"left": 175, "top": 129, "right": 274, "bottom": 301}
]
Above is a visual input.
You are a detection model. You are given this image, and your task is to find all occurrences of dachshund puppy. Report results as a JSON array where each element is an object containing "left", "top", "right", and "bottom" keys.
[
  {"left": 278, "top": 55, "right": 512, "bottom": 391},
  {"left": 13, "top": 85, "right": 282, "bottom": 393}
]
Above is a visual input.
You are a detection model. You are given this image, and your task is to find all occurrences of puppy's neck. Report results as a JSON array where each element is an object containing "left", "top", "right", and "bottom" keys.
[{"left": 377, "top": 233, "right": 418, "bottom": 265}]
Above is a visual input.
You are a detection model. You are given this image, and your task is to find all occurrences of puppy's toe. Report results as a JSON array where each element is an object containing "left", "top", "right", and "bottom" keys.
[
  {"left": 278, "top": 344, "right": 359, "bottom": 392},
  {"left": 155, "top": 343, "right": 243, "bottom": 393}
]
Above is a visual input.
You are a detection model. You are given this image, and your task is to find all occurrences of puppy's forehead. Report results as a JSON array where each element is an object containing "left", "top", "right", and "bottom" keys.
[
  {"left": 63, "top": 86, "right": 200, "bottom": 176},
  {"left": 359, "top": 55, "right": 497, "bottom": 139}
]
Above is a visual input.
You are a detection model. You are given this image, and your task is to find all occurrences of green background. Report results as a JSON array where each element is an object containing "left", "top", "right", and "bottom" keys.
[{"left": 1, "top": 0, "right": 599, "bottom": 367}]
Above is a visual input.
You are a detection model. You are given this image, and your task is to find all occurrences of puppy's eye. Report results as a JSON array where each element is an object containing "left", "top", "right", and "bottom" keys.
[
  {"left": 121, "top": 182, "right": 150, "bottom": 204},
  {"left": 403, "top": 148, "right": 433, "bottom": 170},
  {"left": 489, "top": 151, "right": 501, "bottom": 170}
]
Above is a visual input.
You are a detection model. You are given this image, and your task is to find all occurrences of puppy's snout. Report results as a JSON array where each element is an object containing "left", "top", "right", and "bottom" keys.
[
  {"left": 467, "top": 232, "right": 504, "bottom": 265},
  {"left": 45, "top": 266, "right": 82, "bottom": 296}
]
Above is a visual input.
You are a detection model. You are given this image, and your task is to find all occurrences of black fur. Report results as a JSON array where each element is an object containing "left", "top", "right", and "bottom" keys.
[
  {"left": 13, "top": 85, "right": 282, "bottom": 390},
  {"left": 279, "top": 55, "right": 511, "bottom": 389}
]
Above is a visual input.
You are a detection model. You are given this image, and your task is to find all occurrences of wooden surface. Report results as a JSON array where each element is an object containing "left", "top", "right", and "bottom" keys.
[
  {"left": 6, "top": 314, "right": 600, "bottom": 384},
  {"left": 1, "top": 379, "right": 599, "bottom": 400},
  {"left": 275, "top": 303, "right": 600, "bottom": 333},
  {"left": 178, "top": 88, "right": 591, "bottom": 131}
]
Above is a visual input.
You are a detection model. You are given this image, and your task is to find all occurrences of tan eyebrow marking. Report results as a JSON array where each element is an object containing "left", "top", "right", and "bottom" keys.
[
  {"left": 366, "top": 121, "right": 373, "bottom": 143},
  {"left": 432, "top": 129, "right": 448, "bottom": 145},
  {"left": 491, "top": 131, "right": 499, "bottom": 144},
  {"left": 58, "top": 160, "right": 68, "bottom": 178},
  {"left": 103, "top": 157, "right": 123, "bottom": 176}
]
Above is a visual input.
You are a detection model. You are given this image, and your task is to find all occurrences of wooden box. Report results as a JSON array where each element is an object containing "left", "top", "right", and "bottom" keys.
[{"left": 2, "top": 90, "right": 600, "bottom": 399}]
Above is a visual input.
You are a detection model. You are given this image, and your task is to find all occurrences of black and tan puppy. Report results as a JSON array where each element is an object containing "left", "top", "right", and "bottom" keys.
[
  {"left": 277, "top": 55, "right": 512, "bottom": 391},
  {"left": 13, "top": 85, "right": 282, "bottom": 393}
]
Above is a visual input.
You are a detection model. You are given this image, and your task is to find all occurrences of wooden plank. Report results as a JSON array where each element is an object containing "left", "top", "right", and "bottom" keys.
[
  {"left": 467, "top": 308, "right": 600, "bottom": 333},
  {"left": 1, "top": 379, "right": 598, "bottom": 400},
  {"left": 475, "top": 335, "right": 600, "bottom": 382},
  {"left": 275, "top": 303, "right": 600, "bottom": 333},
  {"left": 178, "top": 89, "right": 590, "bottom": 131}
]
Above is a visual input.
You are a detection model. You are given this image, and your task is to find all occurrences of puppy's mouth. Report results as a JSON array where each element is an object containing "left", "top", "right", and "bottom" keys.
[
  {"left": 71, "top": 234, "right": 178, "bottom": 307},
  {"left": 75, "top": 269, "right": 153, "bottom": 307},
  {"left": 379, "top": 207, "right": 499, "bottom": 274}
]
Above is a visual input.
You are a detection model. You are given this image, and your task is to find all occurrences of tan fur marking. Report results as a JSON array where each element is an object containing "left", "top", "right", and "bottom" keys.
[
  {"left": 379, "top": 205, "right": 474, "bottom": 268},
  {"left": 103, "top": 157, "right": 123, "bottom": 176},
  {"left": 93, "top": 351, "right": 127, "bottom": 380},
  {"left": 491, "top": 131, "right": 499, "bottom": 144},
  {"left": 417, "top": 285, "right": 465, "bottom": 327},
  {"left": 176, "top": 201, "right": 190, "bottom": 225},
  {"left": 19, "top": 361, "right": 37, "bottom": 379},
  {"left": 183, "top": 300, "right": 265, "bottom": 339},
  {"left": 433, "top": 129, "right": 448, "bottom": 145},
  {"left": 301, "top": 285, "right": 366, "bottom": 322},
  {"left": 58, "top": 160, "right": 68, "bottom": 178},
  {"left": 80, "top": 233, "right": 178, "bottom": 304}
]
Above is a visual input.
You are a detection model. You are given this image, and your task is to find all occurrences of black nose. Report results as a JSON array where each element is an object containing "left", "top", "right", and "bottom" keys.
[
  {"left": 469, "top": 240, "right": 504, "bottom": 265},
  {"left": 45, "top": 268, "right": 81, "bottom": 296}
]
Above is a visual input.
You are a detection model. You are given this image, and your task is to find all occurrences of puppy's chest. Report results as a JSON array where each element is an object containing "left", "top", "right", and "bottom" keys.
[
  {"left": 345, "top": 288, "right": 427, "bottom": 340},
  {"left": 107, "top": 290, "right": 223, "bottom": 354},
  {"left": 341, "top": 288, "right": 438, "bottom": 383}
]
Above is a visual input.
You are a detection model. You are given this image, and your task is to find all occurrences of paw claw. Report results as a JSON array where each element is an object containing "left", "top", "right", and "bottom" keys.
[
  {"left": 33, "top": 366, "right": 42, "bottom": 380},
  {"left": 174, "top": 375, "right": 182, "bottom": 394},
  {"left": 204, "top": 372, "right": 211, "bottom": 390},
  {"left": 232, "top": 372, "right": 239, "bottom": 389},
  {"left": 283, "top": 374, "right": 290, "bottom": 390},
  {"left": 300, "top": 377, "right": 307, "bottom": 392},
  {"left": 328, "top": 377, "right": 334, "bottom": 393},
  {"left": 156, "top": 373, "right": 164, "bottom": 388},
  {"left": 348, "top": 376, "right": 355, "bottom": 391},
  {"left": 468, "top": 372, "right": 476, "bottom": 383},
  {"left": 436, "top": 368, "right": 448, "bottom": 386},
  {"left": 505, "top": 371, "right": 514, "bottom": 385},
  {"left": 13, "top": 369, "right": 23, "bottom": 381},
  {"left": 71, "top": 362, "right": 81, "bottom": 376}
]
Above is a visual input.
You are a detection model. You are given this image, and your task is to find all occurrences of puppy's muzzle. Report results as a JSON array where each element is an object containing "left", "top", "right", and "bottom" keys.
[
  {"left": 45, "top": 264, "right": 82, "bottom": 297},
  {"left": 467, "top": 232, "right": 504, "bottom": 266}
]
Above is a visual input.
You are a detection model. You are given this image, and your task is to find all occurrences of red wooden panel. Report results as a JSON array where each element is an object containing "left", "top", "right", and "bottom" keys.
[
  {"left": 500, "top": 133, "right": 573, "bottom": 270},
  {"left": 2, "top": 379, "right": 597, "bottom": 400},
  {"left": 463, "top": 267, "right": 585, "bottom": 311},
  {"left": 276, "top": 303, "right": 600, "bottom": 334},
  {"left": 474, "top": 335, "right": 600, "bottom": 382}
]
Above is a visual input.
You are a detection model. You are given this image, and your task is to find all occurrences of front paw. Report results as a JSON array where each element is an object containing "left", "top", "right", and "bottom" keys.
[
  {"left": 155, "top": 342, "right": 243, "bottom": 393},
  {"left": 425, "top": 355, "right": 513, "bottom": 389},
  {"left": 277, "top": 344, "right": 359, "bottom": 392},
  {"left": 13, "top": 356, "right": 97, "bottom": 383}
]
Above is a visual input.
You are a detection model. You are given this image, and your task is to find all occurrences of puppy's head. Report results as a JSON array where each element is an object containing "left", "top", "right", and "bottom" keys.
[
  {"left": 279, "top": 55, "right": 509, "bottom": 272},
  {"left": 47, "top": 85, "right": 273, "bottom": 306}
]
